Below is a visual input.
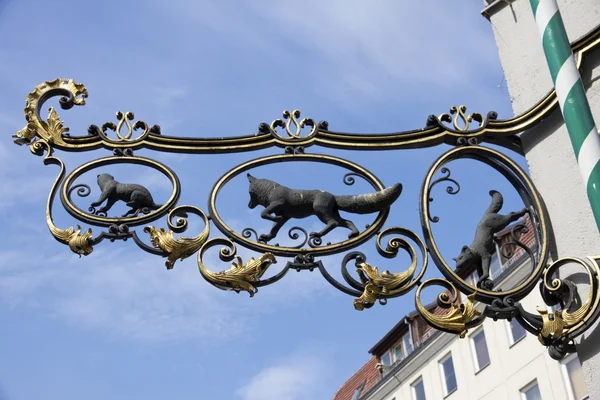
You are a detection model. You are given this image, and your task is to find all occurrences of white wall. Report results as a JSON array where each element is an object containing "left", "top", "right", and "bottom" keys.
[{"left": 487, "top": 1, "right": 600, "bottom": 398}]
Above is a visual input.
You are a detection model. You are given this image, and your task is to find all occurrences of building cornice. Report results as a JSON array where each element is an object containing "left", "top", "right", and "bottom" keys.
[{"left": 481, "top": 0, "right": 516, "bottom": 20}]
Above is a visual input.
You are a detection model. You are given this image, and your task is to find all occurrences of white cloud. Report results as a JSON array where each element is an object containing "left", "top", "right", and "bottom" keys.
[
  {"left": 235, "top": 353, "right": 333, "bottom": 400},
  {"left": 159, "top": 0, "right": 500, "bottom": 102},
  {"left": 0, "top": 217, "right": 337, "bottom": 344},
  {"left": 0, "top": 245, "right": 250, "bottom": 343}
]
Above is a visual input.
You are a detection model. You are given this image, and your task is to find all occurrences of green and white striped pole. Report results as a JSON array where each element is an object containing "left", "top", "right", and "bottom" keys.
[{"left": 530, "top": 0, "right": 600, "bottom": 231}]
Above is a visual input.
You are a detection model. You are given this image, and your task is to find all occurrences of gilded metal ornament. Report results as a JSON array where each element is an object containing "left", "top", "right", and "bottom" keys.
[
  {"left": 144, "top": 206, "right": 210, "bottom": 269},
  {"left": 415, "top": 279, "right": 482, "bottom": 338},
  {"left": 13, "top": 78, "right": 87, "bottom": 147},
  {"left": 12, "top": 28, "right": 600, "bottom": 362},
  {"left": 198, "top": 238, "right": 277, "bottom": 296}
]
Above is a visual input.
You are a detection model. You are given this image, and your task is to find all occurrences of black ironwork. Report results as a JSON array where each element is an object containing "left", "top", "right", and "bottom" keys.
[{"left": 11, "top": 69, "right": 600, "bottom": 362}]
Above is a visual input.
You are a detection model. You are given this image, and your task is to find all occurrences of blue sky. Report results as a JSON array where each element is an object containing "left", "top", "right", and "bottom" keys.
[{"left": 0, "top": 1, "right": 527, "bottom": 399}]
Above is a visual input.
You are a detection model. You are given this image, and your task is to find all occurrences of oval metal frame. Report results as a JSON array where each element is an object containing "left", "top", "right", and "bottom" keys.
[
  {"left": 208, "top": 153, "right": 391, "bottom": 257},
  {"left": 60, "top": 156, "right": 181, "bottom": 226},
  {"left": 420, "top": 146, "right": 549, "bottom": 303}
]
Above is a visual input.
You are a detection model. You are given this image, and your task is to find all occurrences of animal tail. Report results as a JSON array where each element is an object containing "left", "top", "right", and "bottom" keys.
[
  {"left": 485, "top": 190, "right": 503, "bottom": 214},
  {"left": 335, "top": 183, "right": 402, "bottom": 214}
]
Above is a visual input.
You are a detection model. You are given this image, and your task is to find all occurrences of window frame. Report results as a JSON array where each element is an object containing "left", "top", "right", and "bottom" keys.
[
  {"left": 438, "top": 352, "right": 458, "bottom": 397},
  {"left": 411, "top": 376, "right": 426, "bottom": 400},
  {"left": 520, "top": 380, "right": 541, "bottom": 400},
  {"left": 561, "top": 353, "right": 588, "bottom": 400},
  {"left": 506, "top": 318, "right": 527, "bottom": 347},
  {"left": 380, "top": 351, "right": 392, "bottom": 367},
  {"left": 403, "top": 331, "right": 413, "bottom": 356},
  {"left": 469, "top": 327, "right": 491, "bottom": 373}
]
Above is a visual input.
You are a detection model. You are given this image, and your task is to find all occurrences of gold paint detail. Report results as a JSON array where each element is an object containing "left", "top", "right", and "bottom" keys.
[
  {"left": 32, "top": 139, "right": 94, "bottom": 256},
  {"left": 438, "top": 105, "right": 484, "bottom": 132},
  {"left": 100, "top": 111, "right": 150, "bottom": 142},
  {"left": 415, "top": 278, "right": 481, "bottom": 338},
  {"left": 537, "top": 307, "right": 564, "bottom": 343},
  {"left": 538, "top": 256, "right": 600, "bottom": 339},
  {"left": 48, "top": 223, "right": 93, "bottom": 256},
  {"left": 13, "top": 78, "right": 87, "bottom": 146},
  {"left": 353, "top": 260, "right": 415, "bottom": 310},
  {"left": 198, "top": 242, "right": 276, "bottom": 297},
  {"left": 271, "top": 109, "right": 316, "bottom": 139},
  {"left": 353, "top": 227, "right": 427, "bottom": 310},
  {"left": 144, "top": 206, "right": 210, "bottom": 270}
]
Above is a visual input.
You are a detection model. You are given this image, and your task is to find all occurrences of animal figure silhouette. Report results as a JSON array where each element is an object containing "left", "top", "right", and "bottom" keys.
[
  {"left": 453, "top": 190, "right": 527, "bottom": 288},
  {"left": 247, "top": 174, "right": 402, "bottom": 243},
  {"left": 90, "top": 173, "right": 161, "bottom": 217}
]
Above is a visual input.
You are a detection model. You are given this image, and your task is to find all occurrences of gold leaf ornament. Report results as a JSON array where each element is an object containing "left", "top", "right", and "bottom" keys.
[{"left": 198, "top": 246, "right": 276, "bottom": 297}]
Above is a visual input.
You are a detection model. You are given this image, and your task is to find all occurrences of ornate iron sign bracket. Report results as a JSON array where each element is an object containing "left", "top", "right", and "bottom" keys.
[{"left": 12, "top": 47, "right": 600, "bottom": 363}]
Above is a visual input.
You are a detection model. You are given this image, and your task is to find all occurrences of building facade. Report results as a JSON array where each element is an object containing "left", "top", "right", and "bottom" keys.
[
  {"left": 334, "top": 217, "right": 589, "bottom": 400},
  {"left": 482, "top": 0, "right": 600, "bottom": 397}
]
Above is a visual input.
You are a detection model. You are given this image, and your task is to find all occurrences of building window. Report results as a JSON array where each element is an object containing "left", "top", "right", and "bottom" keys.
[
  {"left": 490, "top": 252, "right": 503, "bottom": 280},
  {"left": 520, "top": 380, "right": 542, "bottom": 400},
  {"left": 381, "top": 351, "right": 392, "bottom": 366},
  {"left": 439, "top": 353, "right": 457, "bottom": 395},
  {"left": 507, "top": 318, "right": 527, "bottom": 346},
  {"left": 393, "top": 342, "right": 403, "bottom": 361},
  {"left": 352, "top": 381, "right": 366, "bottom": 400},
  {"left": 411, "top": 377, "right": 426, "bottom": 400},
  {"left": 562, "top": 353, "right": 588, "bottom": 400},
  {"left": 470, "top": 328, "right": 490, "bottom": 372},
  {"left": 388, "top": 332, "right": 414, "bottom": 365},
  {"left": 403, "top": 332, "right": 413, "bottom": 356}
]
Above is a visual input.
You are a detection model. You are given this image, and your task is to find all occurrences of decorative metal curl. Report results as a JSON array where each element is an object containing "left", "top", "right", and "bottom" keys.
[
  {"left": 30, "top": 139, "right": 94, "bottom": 256},
  {"left": 427, "top": 106, "right": 497, "bottom": 133},
  {"left": 287, "top": 227, "right": 309, "bottom": 248},
  {"left": 342, "top": 228, "right": 428, "bottom": 310},
  {"left": 270, "top": 109, "right": 317, "bottom": 140},
  {"left": 88, "top": 111, "right": 151, "bottom": 143},
  {"left": 13, "top": 79, "right": 88, "bottom": 147},
  {"left": 343, "top": 172, "right": 369, "bottom": 186},
  {"left": 415, "top": 278, "right": 484, "bottom": 338},
  {"left": 68, "top": 183, "right": 92, "bottom": 199},
  {"left": 540, "top": 256, "right": 600, "bottom": 337},
  {"left": 144, "top": 206, "right": 210, "bottom": 269},
  {"left": 197, "top": 238, "right": 277, "bottom": 296},
  {"left": 426, "top": 167, "right": 460, "bottom": 223}
]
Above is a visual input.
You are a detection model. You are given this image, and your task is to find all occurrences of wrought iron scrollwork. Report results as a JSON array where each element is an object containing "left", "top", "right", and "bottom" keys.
[
  {"left": 427, "top": 167, "right": 460, "bottom": 223},
  {"left": 144, "top": 206, "right": 210, "bottom": 269},
  {"left": 13, "top": 64, "right": 600, "bottom": 362},
  {"left": 415, "top": 278, "right": 484, "bottom": 338},
  {"left": 197, "top": 238, "right": 277, "bottom": 296}
]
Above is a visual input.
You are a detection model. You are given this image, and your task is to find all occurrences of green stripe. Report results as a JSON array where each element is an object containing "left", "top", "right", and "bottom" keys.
[
  {"left": 562, "top": 82, "right": 596, "bottom": 156},
  {"left": 530, "top": 0, "right": 541, "bottom": 17},
  {"left": 542, "top": 13, "right": 572, "bottom": 83},
  {"left": 587, "top": 162, "right": 600, "bottom": 231}
]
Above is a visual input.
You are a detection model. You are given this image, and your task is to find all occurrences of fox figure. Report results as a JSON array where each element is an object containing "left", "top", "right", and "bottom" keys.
[
  {"left": 453, "top": 190, "right": 527, "bottom": 288},
  {"left": 247, "top": 174, "right": 402, "bottom": 243}
]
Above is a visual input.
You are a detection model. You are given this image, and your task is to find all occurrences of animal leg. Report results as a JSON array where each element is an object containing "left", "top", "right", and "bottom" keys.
[
  {"left": 90, "top": 190, "right": 109, "bottom": 207},
  {"left": 259, "top": 217, "right": 290, "bottom": 243},
  {"left": 260, "top": 203, "right": 285, "bottom": 222},
  {"left": 332, "top": 211, "right": 359, "bottom": 238},
  {"left": 98, "top": 197, "right": 117, "bottom": 213},
  {"left": 312, "top": 210, "right": 338, "bottom": 238},
  {"left": 479, "top": 255, "right": 491, "bottom": 281}
]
